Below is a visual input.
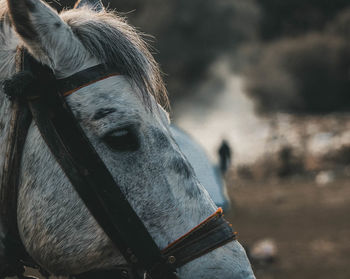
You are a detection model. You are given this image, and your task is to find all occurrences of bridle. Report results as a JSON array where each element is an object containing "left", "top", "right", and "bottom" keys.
[
  {"left": 0, "top": 48, "right": 237, "bottom": 279},
  {"left": 1, "top": 47, "right": 237, "bottom": 279}
]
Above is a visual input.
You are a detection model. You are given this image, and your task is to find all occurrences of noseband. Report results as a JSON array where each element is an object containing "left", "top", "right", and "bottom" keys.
[{"left": 0, "top": 48, "right": 237, "bottom": 279}]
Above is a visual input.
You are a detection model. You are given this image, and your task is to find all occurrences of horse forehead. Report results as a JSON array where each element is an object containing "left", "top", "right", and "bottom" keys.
[
  {"left": 69, "top": 76, "right": 146, "bottom": 116},
  {"left": 93, "top": 76, "right": 141, "bottom": 105}
]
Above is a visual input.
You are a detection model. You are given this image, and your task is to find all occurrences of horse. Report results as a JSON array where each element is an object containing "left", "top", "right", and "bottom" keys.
[
  {"left": 170, "top": 126, "right": 231, "bottom": 210},
  {"left": 0, "top": 0, "right": 255, "bottom": 278}
]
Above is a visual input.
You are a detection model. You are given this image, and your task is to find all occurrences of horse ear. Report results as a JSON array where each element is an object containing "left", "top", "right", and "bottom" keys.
[
  {"left": 74, "top": 0, "right": 104, "bottom": 11},
  {"left": 6, "top": 0, "right": 88, "bottom": 76}
]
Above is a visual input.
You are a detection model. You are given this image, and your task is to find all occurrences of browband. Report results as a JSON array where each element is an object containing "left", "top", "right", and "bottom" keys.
[
  {"left": 2, "top": 63, "right": 121, "bottom": 101},
  {"left": 57, "top": 64, "right": 121, "bottom": 97}
]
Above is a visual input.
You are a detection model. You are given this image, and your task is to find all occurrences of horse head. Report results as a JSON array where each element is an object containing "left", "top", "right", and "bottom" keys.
[{"left": 0, "top": 0, "right": 255, "bottom": 278}]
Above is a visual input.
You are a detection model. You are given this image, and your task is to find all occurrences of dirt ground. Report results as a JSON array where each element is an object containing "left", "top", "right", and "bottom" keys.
[{"left": 225, "top": 176, "right": 350, "bottom": 279}]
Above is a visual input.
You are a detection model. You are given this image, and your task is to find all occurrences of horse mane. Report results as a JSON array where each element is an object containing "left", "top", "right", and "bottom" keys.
[
  {"left": 0, "top": 0, "right": 17, "bottom": 80},
  {"left": 60, "top": 7, "right": 168, "bottom": 108}
]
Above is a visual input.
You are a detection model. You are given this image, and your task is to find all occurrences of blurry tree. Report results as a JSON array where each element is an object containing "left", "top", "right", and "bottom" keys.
[
  {"left": 258, "top": 0, "right": 350, "bottom": 40},
  {"left": 47, "top": 0, "right": 260, "bottom": 101},
  {"left": 244, "top": 8, "right": 350, "bottom": 114}
]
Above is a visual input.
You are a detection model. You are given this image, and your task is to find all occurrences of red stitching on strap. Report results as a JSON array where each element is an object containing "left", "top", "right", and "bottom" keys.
[
  {"left": 162, "top": 208, "right": 225, "bottom": 252},
  {"left": 63, "top": 73, "right": 120, "bottom": 97}
]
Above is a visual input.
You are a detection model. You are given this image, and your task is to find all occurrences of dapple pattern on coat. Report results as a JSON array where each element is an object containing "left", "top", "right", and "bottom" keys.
[{"left": 0, "top": 0, "right": 255, "bottom": 278}]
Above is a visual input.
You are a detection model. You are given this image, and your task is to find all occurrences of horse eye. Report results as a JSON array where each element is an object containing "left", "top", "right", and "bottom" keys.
[{"left": 103, "top": 127, "right": 139, "bottom": 151}]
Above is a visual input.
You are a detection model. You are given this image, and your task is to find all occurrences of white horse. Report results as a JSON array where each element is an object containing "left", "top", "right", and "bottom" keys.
[{"left": 0, "top": 0, "right": 255, "bottom": 278}]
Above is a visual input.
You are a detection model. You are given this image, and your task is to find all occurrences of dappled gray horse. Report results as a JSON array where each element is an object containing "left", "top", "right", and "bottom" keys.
[{"left": 0, "top": 0, "right": 255, "bottom": 277}]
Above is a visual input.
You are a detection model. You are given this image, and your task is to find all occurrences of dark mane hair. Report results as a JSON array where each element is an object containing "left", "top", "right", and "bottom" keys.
[{"left": 61, "top": 7, "right": 168, "bottom": 108}]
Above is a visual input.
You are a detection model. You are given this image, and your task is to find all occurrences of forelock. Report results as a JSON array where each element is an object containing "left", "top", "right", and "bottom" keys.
[{"left": 60, "top": 7, "right": 168, "bottom": 109}]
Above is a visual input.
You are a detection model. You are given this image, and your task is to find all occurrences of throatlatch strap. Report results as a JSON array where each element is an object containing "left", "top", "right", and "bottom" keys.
[
  {"left": 0, "top": 101, "right": 33, "bottom": 278},
  {"left": 0, "top": 47, "right": 42, "bottom": 279}
]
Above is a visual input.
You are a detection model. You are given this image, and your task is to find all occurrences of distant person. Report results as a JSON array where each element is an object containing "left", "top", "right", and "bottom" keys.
[{"left": 218, "top": 139, "right": 232, "bottom": 175}]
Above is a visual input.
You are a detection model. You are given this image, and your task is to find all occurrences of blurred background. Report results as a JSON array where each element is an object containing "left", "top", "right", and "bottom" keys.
[{"left": 50, "top": 1, "right": 350, "bottom": 278}]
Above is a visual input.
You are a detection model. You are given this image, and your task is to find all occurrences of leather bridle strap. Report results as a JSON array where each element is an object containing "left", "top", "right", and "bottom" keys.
[{"left": 58, "top": 64, "right": 121, "bottom": 97}]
